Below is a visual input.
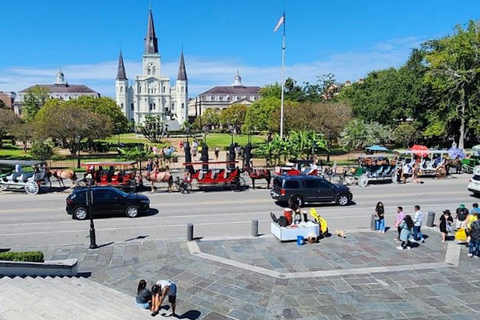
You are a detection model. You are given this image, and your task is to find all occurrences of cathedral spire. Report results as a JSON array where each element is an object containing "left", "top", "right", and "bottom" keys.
[
  {"left": 144, "top": 7, "right": 159, "bottom": 54},
  {"left": 116, "top": 50, "right": 127, "bottom": 80},
  {"left": 177, "top": 50, "right": 187, "bottom": 81}
]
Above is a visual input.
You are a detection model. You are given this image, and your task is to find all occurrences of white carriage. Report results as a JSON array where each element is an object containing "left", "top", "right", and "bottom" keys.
[{"left": 0, "top": 160, "right": 51, "bottom": 195}]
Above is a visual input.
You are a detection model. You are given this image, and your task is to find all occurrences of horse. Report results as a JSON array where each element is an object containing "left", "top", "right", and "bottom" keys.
[
  {"left": 444, "top": 158, "right": 463, "bottom": 175},
  {"left": 142, "top": 169, "right": 173, "bottom": 193},
  {"left": 244, "top": 166, "right": 271, "bottom": 189},
  {"left": 49, "top": 169, "right": 78, "bottom": 187}
]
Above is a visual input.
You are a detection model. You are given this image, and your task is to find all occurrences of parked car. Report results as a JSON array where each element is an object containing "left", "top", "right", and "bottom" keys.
[
  {"left": 270, "top": 175, "right": 352, "bottom": 207},
  {"left": 66, "top": 186, "right": 150, "bottom": 220},
  {"left": 468, "top": 166, "right": 480, "bottom": 196}
]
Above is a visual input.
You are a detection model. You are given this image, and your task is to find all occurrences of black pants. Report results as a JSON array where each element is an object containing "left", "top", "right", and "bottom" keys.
[
  {"left": 397, "top": 226, "right": 402, "bottom": 239},
  {"left": 401, "top": 241, "right": 410, "bottom": 248}
]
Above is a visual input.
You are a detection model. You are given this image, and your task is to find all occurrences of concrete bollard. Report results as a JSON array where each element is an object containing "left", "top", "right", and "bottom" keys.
[
  {"left": 187, "top": 223, "right": 194, "bottom": 241},
  {"left": 252, "top": 220, "right": 259, "bottom": 237},
  {"left": 371, "top": 214, "right": 377, "bottom": 231},
  {"left": 427, "top": 211, "right": 435, "bottom": 227}
]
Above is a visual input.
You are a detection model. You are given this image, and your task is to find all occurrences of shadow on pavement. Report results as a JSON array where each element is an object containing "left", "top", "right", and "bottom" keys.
[{"left": 176, "top": 310, "right": 201, "bottom": 319}]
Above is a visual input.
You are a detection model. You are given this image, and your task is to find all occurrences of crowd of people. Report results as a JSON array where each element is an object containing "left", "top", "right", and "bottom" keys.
[
  {"left": 135, "top": 279, "right": 178, "bottom": 317},
  {"left": 375, "top": 202, "right": 480, "bottom": 256}
]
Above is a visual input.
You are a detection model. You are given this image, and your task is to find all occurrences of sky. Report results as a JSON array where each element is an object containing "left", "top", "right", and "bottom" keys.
[{"left": 0, "top": 0, "right": 478, "bottom": 99}]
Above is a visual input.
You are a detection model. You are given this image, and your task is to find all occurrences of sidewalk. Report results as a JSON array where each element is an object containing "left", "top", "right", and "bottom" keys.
[{"left": 11, "top": 227, "right": 480, "bottom": 320}]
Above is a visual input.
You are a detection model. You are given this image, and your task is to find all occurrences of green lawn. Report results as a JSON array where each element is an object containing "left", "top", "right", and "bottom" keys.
[
  {"left": 102, "top": 133, "right": 149, "bottom": 144},
  {"left": 202, "top": 133, "right": 266, "bottom": 148},
  {"left": 0, "top": 144, "right": 32, "bottom": 159}
]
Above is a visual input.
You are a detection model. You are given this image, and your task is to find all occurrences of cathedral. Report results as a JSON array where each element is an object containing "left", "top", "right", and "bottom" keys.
[{"left": 116, "top": 7, "right": 188, "bottom": 130}]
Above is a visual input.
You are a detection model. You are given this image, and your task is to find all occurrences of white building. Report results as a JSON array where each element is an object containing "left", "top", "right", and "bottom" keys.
[
  {"left": 189, "top": 72, "right": 261, "bottom": 117},
  {"left": 14, "top": 71, "right": 100, "bottom": 116},
  {"left": 116, "top": 7, "right": 188, "bottom": 130}
]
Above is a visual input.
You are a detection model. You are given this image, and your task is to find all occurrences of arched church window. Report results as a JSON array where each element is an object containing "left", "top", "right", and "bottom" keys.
[
  {"left": 182, "top": 103, "right": 185, "bottom": 109},
  {"left": 148, "top": 68, "right": 151, "bottom": 75},
  {"left": 131, "top": 103, "right": 134, "bottom": 111},
  {"left": 163, "top": 86, "right": 165, "bottom": 93},
  {"left": 152, "top": 66, "right": 156, "bottom": 75},
  {"left": 120, "top": 86, "right": 123, "bottom": 93}
]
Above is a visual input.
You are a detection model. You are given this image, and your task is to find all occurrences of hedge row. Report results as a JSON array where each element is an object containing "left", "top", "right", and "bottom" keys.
[{"left": 0, "top": 251, "right": 44, "bottom": 262}]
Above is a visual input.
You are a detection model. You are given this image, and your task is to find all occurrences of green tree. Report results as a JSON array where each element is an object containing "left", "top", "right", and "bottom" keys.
[
  {"left": 35, "top": 100, "right": 112, "bottom": 155},
  {"left": 220, "top": 104, "right": 247, "bottom": 132},
  {"left": 339, "top": 119, "right": 391, "bottom": 149},
  {"left": 392, "top": 122, "right": 422, "bottom": 148},
  {"left": 138, "top": 115, "right": 166, "bottom": 143},
  {"left": 0, "top": 109, "right": 20, "bottom": 148},
  {"left": 30, "top": 141, "right": 53, "bottom": 159},
  {"left": 23, "top": 85, "right": 50, "bottom": 122},
  {"left": 9, "top": 122, "right": 34, "bottom": 152},
  {"left": 423, "top": 20, "right": 480, "bottom": 149},
  {"left": 244, "top": 96, "right": 280, "bottom": 132},
  {"left": 73, "top": 96, "right": 129, "bottom": 133}
]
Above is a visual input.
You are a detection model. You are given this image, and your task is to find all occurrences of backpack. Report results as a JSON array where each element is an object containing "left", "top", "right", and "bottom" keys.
[{"left": 278, "top": 216, "right": 288, "bottom": 227}]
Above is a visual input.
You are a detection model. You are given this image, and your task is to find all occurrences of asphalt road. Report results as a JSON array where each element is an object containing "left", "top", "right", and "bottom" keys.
[{"left": 0, "top": 174, "right": 477, "bottom": 248}]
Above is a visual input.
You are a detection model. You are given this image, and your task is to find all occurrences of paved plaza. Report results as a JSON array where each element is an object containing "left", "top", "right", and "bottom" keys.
[{"left": 14, "top": 226, "right": 480, "bottom": 320}]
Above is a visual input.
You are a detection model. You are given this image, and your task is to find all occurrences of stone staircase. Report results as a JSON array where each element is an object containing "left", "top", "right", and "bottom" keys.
[{"left": 0, "top": 276, "right": 168, "bottom": 320}]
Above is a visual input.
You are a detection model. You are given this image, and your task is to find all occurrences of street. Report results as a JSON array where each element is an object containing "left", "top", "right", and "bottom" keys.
[{"left": 0, "top": 174, "right": 475, "bottom": 248}]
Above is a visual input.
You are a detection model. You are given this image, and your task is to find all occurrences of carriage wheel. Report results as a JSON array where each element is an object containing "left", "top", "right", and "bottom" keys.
[
  {"left": 230, "top": 177, "right": 246, "bottom": 191},
  {"left": 180, "top": 182, "right": 192, "bottom": 194},
  {"left": 344, "top": 175, "right": 354, "bottom": 185},
  {"left": 390, "top": 174, "right": 398, "bottom": 184},
  {"left": 0, "top": 183, "right": 7, "bottom": 191},
  {"left": 123, "top": 179, "right": 136, "bottom": 193},
  {"left": 357, "top": 174, "right": 368, "bottom": 188},
  {"left": 25, "top": 181, "right": 39, "bottom": 195},
  {"left": 39, "top": 177, "right": 51, "bottom": 192}
]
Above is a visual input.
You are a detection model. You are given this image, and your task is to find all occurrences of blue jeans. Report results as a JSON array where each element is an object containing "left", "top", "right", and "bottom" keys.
[
  {"left": 413, "top": 226, "right": 423, "bottom": 241},
  {"left": 376, "top": 219, "right": 385, "bottom": 231},
  {"left": 469, "top": 239, "right": 480, "bottom": 256}
]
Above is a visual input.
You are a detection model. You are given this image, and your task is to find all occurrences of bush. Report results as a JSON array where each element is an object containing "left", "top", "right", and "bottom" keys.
[
  {"left": 0, "top": 251, "right": 44, "bottom": 262},
  {"left": 30, "top": 141, "right": 53, "bottom": 160}
]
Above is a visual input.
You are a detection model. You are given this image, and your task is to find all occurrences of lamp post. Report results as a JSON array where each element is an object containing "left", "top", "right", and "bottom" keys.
[
  {"left": 77, "top": 135, "right": 81, "bottom": 169},
  {"left": 86, "top": 186, "right": 97, "bottom": 249},
  {"left": 228, "top": 125, "right": 236, "bottom": 171}
]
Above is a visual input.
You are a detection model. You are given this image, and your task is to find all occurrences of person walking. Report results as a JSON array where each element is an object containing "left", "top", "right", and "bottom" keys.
[
  {"left": 412, "top": 205, "right": 425, "bottom": 243},
  {"left": 412, "top": 163, "right": 421, "bottom": 184},
  {"left": 455, "top": 204, "right": 469, "bottom": 231},
  {"left": 439, "top": 209, "right": 453, "bottom": 243},
  {"left": 214, "top": 147, "right": 220, "bottom": 160},
  {"left": 467, "top": 212, "right": 480, "bottom": 258},
  {"left": 397, "top": 215, "right": 414, "bottom": 250},
  {"left": 393, "top": 206, "right": 405, "bottom": 241},
  {"left": 135, "top": 279, "right": 152, "bottom": 309},
  {"left": 151, "top": 279, "right": 177, "bottom": 317},
  {"left": 375, "top": 202, "right": 386, "bottom": 233}
]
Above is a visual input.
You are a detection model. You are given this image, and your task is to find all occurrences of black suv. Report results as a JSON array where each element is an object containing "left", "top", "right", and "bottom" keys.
[
  {"left": 270, "top": 175, "right": 352, "bottom": 207},
  {"left": 66, "top": 187, "right": 150, "bottom": 220}
]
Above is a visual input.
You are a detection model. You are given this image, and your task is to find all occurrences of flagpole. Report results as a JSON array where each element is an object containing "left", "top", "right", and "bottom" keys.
[{"left": 280, "top": 13, "right": 286, "bottom": 139}]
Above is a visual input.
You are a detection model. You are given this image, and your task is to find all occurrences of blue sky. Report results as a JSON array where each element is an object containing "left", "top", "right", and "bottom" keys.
[{"left": 0, "top": 0, "right": 478, "bottom": 98}]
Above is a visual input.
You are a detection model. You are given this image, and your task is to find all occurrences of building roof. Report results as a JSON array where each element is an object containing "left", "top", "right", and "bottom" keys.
[
  {"left": 177, "top": 51, "right": 187, "bottom": 81},
  {"left": 19, "top": 84, "right": 99, "bottom": 94},
  {"left": 202, "top": 85, "right": 261, "bottom": 96},
  {"left": 116, "top": 50, "right": 127, "bottom": 80},
  {"left": 144, "top": 8, "right": 158, "bottom": 54}
]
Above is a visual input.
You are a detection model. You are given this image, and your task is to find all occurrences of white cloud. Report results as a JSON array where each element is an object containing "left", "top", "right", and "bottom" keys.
[{"left": 0, "top": 36, "right": 424, "bottom": 98}]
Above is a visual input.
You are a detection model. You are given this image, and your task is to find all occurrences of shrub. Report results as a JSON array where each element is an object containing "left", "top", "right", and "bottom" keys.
[
  {"left": 30, "top": 141, "right": 53, "bottom": 160},
  {"left": 0, "top": 251, "right": 44, "bottom": 262}
]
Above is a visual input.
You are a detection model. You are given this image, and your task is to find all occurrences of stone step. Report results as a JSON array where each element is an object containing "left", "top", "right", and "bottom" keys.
[{"left": 0, "top": 276, "right": 168, "bottom": 320}]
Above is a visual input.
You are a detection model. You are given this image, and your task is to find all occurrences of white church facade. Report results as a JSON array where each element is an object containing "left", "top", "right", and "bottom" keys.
[{"left": 116, "top": 8, "right": 188, "bottom": 130}]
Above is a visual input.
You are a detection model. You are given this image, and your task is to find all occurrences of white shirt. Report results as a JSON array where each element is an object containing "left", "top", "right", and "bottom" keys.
[
  {"left": 156, "top": 280, "right": 177, "bottom": 296},
  {"left": 414, "top": 210, "right": 423, "bottom": 227}
]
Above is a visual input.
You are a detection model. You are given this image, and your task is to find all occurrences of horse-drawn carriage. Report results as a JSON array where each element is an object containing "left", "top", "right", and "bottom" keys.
[
  {"left": 176, "top": 161, "right": 246, "bottom": 192},
  {"left": 351, "top": 154, "right": 398, "bottom": 187},
  {"left": 0, "top": 160, "right": 51, "bottom": 195},
  {"left": 77, "top": 161, "right": 138, "bottom": 193},
  {"left": 275, "top": 159, "right": 320, "bottom": 176},
  {"left": 395, "top": 150, "right": 450, "bottom": 178}
]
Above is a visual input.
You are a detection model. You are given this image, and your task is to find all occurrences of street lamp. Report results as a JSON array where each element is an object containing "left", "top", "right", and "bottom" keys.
[
  {"left": 86, "top": 186, "right": 98, "bottom": 249},
  {"left": 228, "top": 124, "right": 235, "bottom": 145},
  {"left": 77, "top": 135, "right": 81, "bottom": 169}
]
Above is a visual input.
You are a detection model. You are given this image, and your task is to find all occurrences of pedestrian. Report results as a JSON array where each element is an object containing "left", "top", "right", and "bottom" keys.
[
  {"left": 397, "top": 215, "right": 414, "bottom": 250},
  {"left": 439, "top": 209, "right": 453, "bottom": 243},
  {"left": 375, "top": 201, "right": 385, "bottom": 233},
  {"left": 455, "top": 204, "right": 469, "bottom": 231},
  {"left": 412, "top": 163, "right": 421, "bottom": 184},
  {"left": 214, "top": 147, "right": 219, "bottom": 160},
  {"left": 393, "top": 206, "right": 405, "bottom": 241},
  {"left": 411, "top": 205, "right": 425, "bottom": 243},
  {"left": 468, "top": 212, "right": 480, "bottom": 258},
  {"left": 151, "top": 279, "right": 177, "bottom": 317},
  {"left": 179, "top": 141, "right": 184, "bottom": 149},
  {"left": 466, "top": 205, "right": 479, "bottom": 245},
  {"left": 135, "top": 279, "right": 152, "bottom": 309}
]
